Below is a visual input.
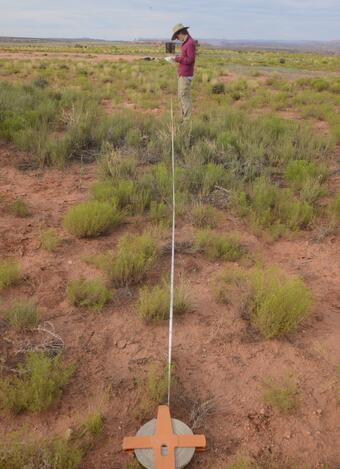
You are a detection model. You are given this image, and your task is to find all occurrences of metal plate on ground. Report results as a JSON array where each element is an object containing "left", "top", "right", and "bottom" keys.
[{"left": 134, "top": 418, "right": 196, "bottom": 469}]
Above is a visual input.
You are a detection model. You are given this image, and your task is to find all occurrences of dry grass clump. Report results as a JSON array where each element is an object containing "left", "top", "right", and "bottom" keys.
[
  {"left": 191, "top": 203, "right": 219, "bottom": 228},
  {"left": 195, "top": 230, "right": 243, "bottom": 261},
  {"left": 67, "top": 278, "right": 111, "bottom": 311},
  {"left": 0, "top": 352, "right": 74, "bottom": 413},
  {"left": 40, "top": 229, "right": 60, "bottom": 252},
  {"left": 135, "top": 363, "right": 168, "bottom": 420},
  {"left": 262, "top": 375, "right": 299, "bottom": 413},
  {"left": 81, "top": 412, "right": 104, "bottom": 437},
  {"left": 137, "top": 282, "right": 191, "bottom": 322},
  {"left": 9, "top": 197, "right": 30, "bottom": 217},
  {"left": 0, "top": 260, "right": 21, "bottom": 291},
  {"left": 64, "top": 200, "right": 122, "bottom": 238},
  {"left": 213, "top": 267, "right": 249, "bottom": 305},
  {"left": 3, "top": 300, "right": 39, "bottom": 331}
]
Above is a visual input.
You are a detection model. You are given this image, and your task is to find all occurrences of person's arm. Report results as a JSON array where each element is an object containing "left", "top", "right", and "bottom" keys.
[{"left": 175, "top": 41, "right": 196, "bottom": 65}]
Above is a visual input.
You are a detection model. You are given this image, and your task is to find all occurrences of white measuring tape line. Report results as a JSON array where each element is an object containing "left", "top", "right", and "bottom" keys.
[{"left": 167, "top": 97, "right": 176, "bottom": 407}]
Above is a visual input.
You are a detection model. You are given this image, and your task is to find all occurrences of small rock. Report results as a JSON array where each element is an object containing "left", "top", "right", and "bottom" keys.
[
  {"left": 117, "top": 340, "right": 127, "bottom": 350},
  {"left": 284, "top": 432, "right": 291, "bottom": 439}
]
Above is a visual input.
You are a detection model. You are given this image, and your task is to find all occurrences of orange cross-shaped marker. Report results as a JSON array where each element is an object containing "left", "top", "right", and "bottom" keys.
[{"left": 123, "top": 405, "right": 206, "bottom": 469}]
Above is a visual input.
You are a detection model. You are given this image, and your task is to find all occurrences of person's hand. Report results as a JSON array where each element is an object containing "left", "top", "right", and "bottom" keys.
[{"left": 165, "top": 56, "right": 176, "bottom": 64}]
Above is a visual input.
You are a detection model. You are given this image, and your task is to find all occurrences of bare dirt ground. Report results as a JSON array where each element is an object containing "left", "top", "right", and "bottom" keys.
[{"left": 0, "top": 139, "right": 340, "bottom": 468}]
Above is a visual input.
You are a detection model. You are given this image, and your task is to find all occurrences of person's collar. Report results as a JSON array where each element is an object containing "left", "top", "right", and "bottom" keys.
[{"left": 183, "top": 34, "right": 190, "bottom": 44}]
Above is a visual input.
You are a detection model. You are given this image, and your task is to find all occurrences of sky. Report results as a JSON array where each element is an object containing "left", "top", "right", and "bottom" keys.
[{"left": 0, "top": 0, "right": 339, "bottom": 42}]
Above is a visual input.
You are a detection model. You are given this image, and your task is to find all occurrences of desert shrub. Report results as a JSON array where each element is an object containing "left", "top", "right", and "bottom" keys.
[
  {"left": 40, "top": 229, "right": 60, "bottom": 252},
  {"left": 149, "top": 201, "right": 170, "bottom": 225},
  {"left": 299, "top": 178, "right": 327, "bottom": 204},
  {"left": 33, "top": 77, "right": 49, "bottom": 88},
  {"left": 0, "top": 352, "right": 74, "bottom": 413},
  {"left": 107, "top": 233, "right": 158, "bottom": 286},
  {"left": 137, "top": 282, "right": 191, "bottom": 322},
  {"left": 0, "top": 260, "right": 21, "bottom": 291},
  {"left": 113, "top": 180, "right": 135, "bottom": 208},
  {"left": 195, "top": 230, "right": 243, "bottom": 261},
  {"left": 311, "top": 78, "right": 330, "bottom": 92},
  {"left": 284, "top": 159, "right": 327, "bottom": 190},
  {"left": 67, "top": 278, "right": 111, "bottom": 311},
  {"left": 262, "top": 376, "right": 298, "bottom": 413},
  {"left": 212, "top": 83, "right": 225, "bottom": 94},
  {"left": 248, "top": 177, "right": 314, "bottom": 236},
  {"left": 248, "top": 267, "right": 312, "bottom": 339},
  {"left": 4, "top": 300, "right": 39, "bottom": 331},
  {"left": 10, "top": 198, "right": 30, "bottom": 217},
  {"left": 0, "top": 434, "right": 82, "bottom": 469},
  {"left": 48, "top": 100, "right": 106, "bottom": 167},
  {"left": 90, "top": 180, "right": 116, "bottom": 202},
  {"left": 64, "top": 201, "right": 121, "bottom": 238},
  {"left": 99, "top": 144, "right": 137, "bottom": 180},
  {"left": 191, "top": 203, "right": 219, "bottom": 228},
  {"left": 201, "top": 163, "right": 226, "bottom": 195}
]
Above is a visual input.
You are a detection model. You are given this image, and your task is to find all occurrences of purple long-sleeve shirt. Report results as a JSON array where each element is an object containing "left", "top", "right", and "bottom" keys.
[{"left": 175, "top": 35, "right": 196, "bottom": 77}]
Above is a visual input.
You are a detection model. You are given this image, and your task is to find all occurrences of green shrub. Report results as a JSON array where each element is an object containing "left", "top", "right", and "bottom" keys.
[
  {"left": 249, "top": 267, "right": 312, "bottom": 339},
  {"left": 0, "top": 352, "right": 74, "bottom": 413},
  {"left": 67, "top": 278, "right": 111, "bottom": 311},
  {"left": 191, "top": 203, "right": 219, "bottom": 228},
  {"left": 64, "top": 201, "right": 121, "bottom": 238},
  {"left": 107, "top": 233, "right": 158, "bottom": 286},
  {"left": 0, "top": 434, "right": 82, "bottom": 469},
  {"left": 10, "top": 198, "right": 30, "bottom": 217},
  {"left": 284, "top": 159, "right": 327, "bottom": 190},
  {"left": 195, "top": 230, "right": 243, "bottom": 261},
  {"left": 137, "top": 282, "right": 191, "bottom": 322},
  {"left": 4, "top": 300, "right": 39, "bottom": 331},
  {"left": 40, "top": 229, "right": 60, "bottom": 252},
  {"left": 262, "top": 376, "right": 298, "bottom": 413},
  {"left": 0, "top": 260, "right": 21, "bottom": 291}
]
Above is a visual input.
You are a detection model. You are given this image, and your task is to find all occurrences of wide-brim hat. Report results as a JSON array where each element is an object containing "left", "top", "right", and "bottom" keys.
[{"left": 172, "top": 23, "right": 190, "bottom": 40}]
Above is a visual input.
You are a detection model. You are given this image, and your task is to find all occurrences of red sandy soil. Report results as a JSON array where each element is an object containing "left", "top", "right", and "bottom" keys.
[
  {"left": 0, "top": 52, "right": 149, "bottom": 62},
  {"left": 0, "top": 142, "right": 340, "bottom": 469}
]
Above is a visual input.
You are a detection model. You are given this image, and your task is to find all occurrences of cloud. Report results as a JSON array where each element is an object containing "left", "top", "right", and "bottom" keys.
[{"left": 0, "top": 0, "right": 339, "bottom": 40}]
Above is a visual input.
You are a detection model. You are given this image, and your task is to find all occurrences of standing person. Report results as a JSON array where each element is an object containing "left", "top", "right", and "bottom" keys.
[{"left": 171, "top": 24, "right": 196, "bottom": 120}]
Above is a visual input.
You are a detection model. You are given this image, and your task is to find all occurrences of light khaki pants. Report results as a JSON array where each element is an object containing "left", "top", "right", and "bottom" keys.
[{"left": 178, "top": 76, "right": 192, "bottom": 120}]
